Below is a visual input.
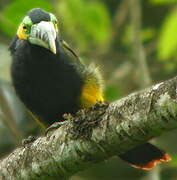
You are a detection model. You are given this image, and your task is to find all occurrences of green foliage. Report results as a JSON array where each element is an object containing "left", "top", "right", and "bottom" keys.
[
  {"left": 105, "top": 84, "right": 122, "bottom": 101},
  {"left": 0, "top": 0, "right": 52, "bottom": 37},
  {"left": 142, "top": 28, "right": 156, "bottom": 42},
  {"left": 0, "top": 44, "right": 10, "bottom": 81},
  {"left": 121, "top": 25, "right": 156, "bottom": 47},
  {"left": 121, "top": 25, "right": 132, "bottom": 47},
  {"left": 57, "top": 0, "right": 111, "bottom": 51},
  {"left": 0, "top": 0, "right": 176, "bottom": 179},
  {"left": 157, "top": 6, "right": 177, "bottom": 70},
  {"left": 150, "top": 0, "right": 177, "bottom": 4}
]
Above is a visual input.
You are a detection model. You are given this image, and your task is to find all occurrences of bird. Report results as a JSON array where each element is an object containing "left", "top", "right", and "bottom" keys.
[{"left": 9, "top": 8, "right": 171, "bottom": 170}]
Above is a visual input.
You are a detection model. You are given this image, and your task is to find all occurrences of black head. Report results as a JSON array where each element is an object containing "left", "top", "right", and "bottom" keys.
[
  {"left": 27, "top": 8, "right": 50, "bottom": 24},
  {"left": 15, "top": 8, "right": 59, "bottom": 54}
]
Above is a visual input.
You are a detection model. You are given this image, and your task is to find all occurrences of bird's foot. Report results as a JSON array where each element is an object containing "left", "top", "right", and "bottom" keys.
[
  {"left": 22, "top": 135, "right": 37, "bottom": 146},
  {"left": 45, "top": 121, "right": 67, "bottom": 135}
]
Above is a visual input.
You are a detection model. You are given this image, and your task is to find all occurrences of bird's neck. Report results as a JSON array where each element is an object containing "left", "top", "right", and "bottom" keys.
[{"left": 10, "top": 36, "right": 64, "bottom": 64}]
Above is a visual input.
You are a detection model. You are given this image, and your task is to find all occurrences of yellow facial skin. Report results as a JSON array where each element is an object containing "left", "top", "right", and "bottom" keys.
[
  {"left": 17, "top": 23, "right": 29, "bottom": 40},
  {"left": 49, "top": 13, "right": 59, "bottom": 34},
  {"left": 54, "top": 22, "right": 59, "bottom": 35}
]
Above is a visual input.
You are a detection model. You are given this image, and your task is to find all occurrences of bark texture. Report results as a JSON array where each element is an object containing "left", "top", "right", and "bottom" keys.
[{"left": 0, "top": 76, "right": 176, "bottom": 180}]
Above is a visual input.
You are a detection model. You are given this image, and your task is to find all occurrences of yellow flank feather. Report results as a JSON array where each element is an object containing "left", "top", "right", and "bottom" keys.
[
  {"left": 80, "top": 80, "right": 104, "bottom": 108},
  {"left": 80, "top": 64, "right": 104, "bottom": 108}
]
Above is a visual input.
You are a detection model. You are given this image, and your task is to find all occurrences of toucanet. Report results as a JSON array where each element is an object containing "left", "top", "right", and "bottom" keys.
[{"left": 9, "top": 8, "right": 171, "bottom": 170}]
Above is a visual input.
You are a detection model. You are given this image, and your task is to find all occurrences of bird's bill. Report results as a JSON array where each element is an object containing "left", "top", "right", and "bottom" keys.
[{"left": 28, "top": 21, "right": 57, "bottom": 54}]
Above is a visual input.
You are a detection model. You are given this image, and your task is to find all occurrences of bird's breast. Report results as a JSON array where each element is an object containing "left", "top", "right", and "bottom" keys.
[{"left": 11, "top": 45, "right": 83, "bottom": 125}]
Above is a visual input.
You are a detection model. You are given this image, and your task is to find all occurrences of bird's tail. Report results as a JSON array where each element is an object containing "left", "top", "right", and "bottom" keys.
[{"left": 119, "top": 142, "right": 171, "bottom": 170}]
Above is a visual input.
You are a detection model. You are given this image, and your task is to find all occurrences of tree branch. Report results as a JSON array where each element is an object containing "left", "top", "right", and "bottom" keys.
[{"left": 0, "top": 76, "right": 176, "bottom": 180}]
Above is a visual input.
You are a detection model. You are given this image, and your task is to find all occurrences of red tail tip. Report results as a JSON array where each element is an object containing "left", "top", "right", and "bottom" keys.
[
  {"left": 162, "top": 153, "right": 171, "bottom": 161},
  {"left": 132, "top": 153, "right": 171, "bottom": 170}
]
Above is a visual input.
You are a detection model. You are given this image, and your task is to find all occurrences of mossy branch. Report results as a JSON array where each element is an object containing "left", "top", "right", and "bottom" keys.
[{"left": 0, "top": 76, "right": 177, "bottom": 180}]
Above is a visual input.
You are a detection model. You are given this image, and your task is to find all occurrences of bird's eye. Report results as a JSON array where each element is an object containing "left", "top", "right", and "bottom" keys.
[
  {"left": 23, "top": 25, "right": 28, "bottom": 32},
  {"left": 53, "top": 20, "right": 58, "bottom": 33},
  {"left": 52, "top": 19, "right": 58, "bottom": 27},
  {"left": 54, "top": 20, "right": 58, "bottom": 25}
]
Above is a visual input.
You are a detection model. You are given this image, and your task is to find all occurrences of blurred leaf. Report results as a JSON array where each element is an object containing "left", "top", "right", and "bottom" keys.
[
  {"left": 169, "top": 154, "right": 177, "bottom": 167},
  {"left": 157, "top": 7, "right": 177, "bottom": 60},
  {"left": 165, "top": 60, "right": 177, "bottom": 71},
  {"left": 121, "top": 25, "right": 132, "bottom": 47},
  {"left": 0, "top": 0, "right": 53, "bottom": 37},
  {"left": 142, "top": 28, "right": 156, "bottom": 42},
  {"left": 57, "top": 0, "right": 111, "bottom": 51},
  {"left": 0, "top": 44, "right": 10, "bottom": 81},
  {"left": 105, "top": 84, "right": 121, "bottom": 101},
  {"left": 150, "top": 0, "right": 177, "bottom": 4},
  {"left": 122, "top": 25, "right": 155, "bottom": 47}
]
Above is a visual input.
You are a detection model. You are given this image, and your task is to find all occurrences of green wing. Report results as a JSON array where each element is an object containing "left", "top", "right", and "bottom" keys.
[{"left": 61, "top": 40, "right": 85, "bottom": 68}]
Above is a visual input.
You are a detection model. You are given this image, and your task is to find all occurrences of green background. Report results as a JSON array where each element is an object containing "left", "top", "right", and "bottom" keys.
[{"left": 0, "top": 0, "right": 177, "bottom": 179}]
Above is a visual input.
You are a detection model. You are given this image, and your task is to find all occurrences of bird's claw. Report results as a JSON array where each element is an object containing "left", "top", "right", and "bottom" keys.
[
  {"left": 45, "top": 121, "right": 67, "bottom": 135},
  {"left": 22, "top": 135, "right": 36, "bottom": 146}
]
